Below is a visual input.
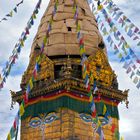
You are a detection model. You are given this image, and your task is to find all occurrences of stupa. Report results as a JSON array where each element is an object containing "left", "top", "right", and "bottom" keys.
[{"left": 12, "top": 0, "right": 128, "bottom": 139}]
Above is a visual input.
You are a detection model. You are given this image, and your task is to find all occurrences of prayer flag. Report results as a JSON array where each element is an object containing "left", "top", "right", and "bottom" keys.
[
  {"left": 136, "top": 80, "right": 140, "bottom": 89},
  {"left": 7, "top": 133, "right": 11, "bottom": 140},
  {"left": 89, "top": 94, "right": 93, "bottom": 102},
  {"left": 30, "top": 18, "right": 34, "bottom": 25},
  {"left": 86, "top": 78, "right": 90, "bottom": 88},
  {"left": 19, "top": 101, "right": 25, "bottom": 117},
  {"left": 87, "top": 0, "right": 92, "bottom": 4},
  {"left": 90, "top": 100, "right": 96, "bottom": 112},
  {"left": 126, "top": 67, "right": 131, "bottom": 74},
  {"left": 103, "top": 104, "right": 107, "bottom": 115},
  {"left": 24, "top": 91, "right": 28, "bottom": 103},
  {"left": 123, "top": 62, "right": 129, "bottom": 69},
  {"left": 43, "top": 36, "right": 48, "bottom": 45},
  {"left": 29, "top": 78, "right": 33, "bottom": 90},
  {"left": 133, "top": 76, "right": 138, "bottom": 84},
  {"left": 111, "top": 124, "right": 116, "bottom": 133},
  {"left": 136, "top": 70, "right": 140, "bottom": 76},
  {"left": 20, "top": 39, "right": 24, "bottom": 47},
  {"left": 130, "top": 71, "right": 135, "bottom": 79},
  {"left": 13, "top": 7, "right": 17, "bottom": 13},
  {"left": 91, "top": 110, "right": 97, "bottom": 118},
  {"left": 10, "top": 127, "right": 16, "bottom": 139}
]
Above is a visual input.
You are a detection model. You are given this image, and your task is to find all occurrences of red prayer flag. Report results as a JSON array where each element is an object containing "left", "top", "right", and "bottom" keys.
[
  {"left": 136, "top": 59, "right": 140, "bottom": 64},
  {"left": 23, "top": 92, "right": 28, "bottom": 103},
  {"left": 111, "top": 124, "right": 116, "bottom": 133},
  {"left": 87, "top": 84, "right": 90, "bottom": 92},
  {"left": 33, "top": 69, "right": 37, "bottom": 78},
  {"left": 79, "top": 38, "right": 84, "bottom": 45},
  {"left": 13, "top": 119, "right": 17, "bottom": 129},
  {"left": 91, "top": 110, "right": 96, "bottom": 118},
  {"left": 97, "top": 93, "right": 101, "bottom": 101}
]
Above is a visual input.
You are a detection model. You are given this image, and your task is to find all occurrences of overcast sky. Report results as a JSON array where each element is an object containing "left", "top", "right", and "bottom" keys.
[{"left": 0, "top": 0, "right": 140, "bottom": 139}]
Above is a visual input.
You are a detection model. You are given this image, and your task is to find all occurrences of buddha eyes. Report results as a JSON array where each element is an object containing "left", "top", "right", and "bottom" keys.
[
  {"left": 29, "top": 119, "right": 42, "bottom": 128},
  {"left": 79, "top": 113, "right": 92, "bottom": 122},
  {"left": 44, "top": 114, "right": 57, "bottom": 124},
  {"left": 29, "top": 113, "right": 58, "bottom": 128},
  {"left": 79, "top": 113, "right": 110, "bottom": 127}
]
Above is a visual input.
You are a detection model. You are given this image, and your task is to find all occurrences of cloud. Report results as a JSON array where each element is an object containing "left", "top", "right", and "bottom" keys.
[
  {"left": 0, "top": 75, "right": 21, "bottom": 139},
  {"left": 110, "top": 61, "right": 140, "bottom": 140}
]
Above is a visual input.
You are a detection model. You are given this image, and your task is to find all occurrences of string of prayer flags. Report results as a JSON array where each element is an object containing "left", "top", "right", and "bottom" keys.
[
  {"left": 6, "top": 111, "right": 20, "bottom": 140},
  {"left": 0, "top": 0, "right": 42, "bottom": 90},
  {"left": 88, "top": 82, "right": 97, "bottom": 117},
  {"left": 103, "top": 0, "right": 140, "bottom": 47},
  {"left": 21, "top": 0, "right": 59, "bottom": 103},
  {"left": 0, "top": 0, "right": 24, "bottom": 23},
  {"left": 98, "top": 3, "right": 140, "bottom": 66},
  {"left": 73, "top": 3, "right": 89, "bottom": 90},
  {"left": 93, "top": 5, "right": 140, "bottom": 89},
  {"left": 73, "top": 2, "right": 98, "bottom": 119},
  {"left": 72, "top": 3, "right": 90, "bottom": 94},
  {"left": 6, "top": 1, "right": 60, "bottom": 139},
  {"left": 23, "top": 0, "right": 59, "bottom": 103}
]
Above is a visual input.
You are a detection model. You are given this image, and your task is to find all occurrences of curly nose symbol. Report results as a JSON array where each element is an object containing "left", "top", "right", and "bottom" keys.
[{"left": 40, "top": 122, "right": 46, "bottom": 140}]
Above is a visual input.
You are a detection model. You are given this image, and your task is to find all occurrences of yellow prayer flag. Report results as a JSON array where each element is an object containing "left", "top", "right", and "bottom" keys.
[
  {"left": 118, "top": 53, "right": 123, "bottom": 58},
  {"left": 33, "top": 13, "right": 37, "bottom": 19},
  {"left": 80, "top": 47, "right": 85, "bottom": 56},
  {"left": 77, "top": 23, "right": 81, "bottom": 32},
  {"left": 124, "top": 43, "right": 130, "bottom": 48},
  {"left": 29, "top": 78, "right": 33, "bottom": 90},
  {"left": 103, "top": 104, "right": 107, "bottom": 115},
  {"left": 10, "top": 11, "right": 13, "bottom": 17},
  {"left": 83, "top": 70, "right": 87, "bottom": 79},
  {"left": 49, "top": 18, "right": 53, "bottom": 25},
  {"left": 43, "top": 36, "right": 48, "bottom": 45},
  {"left": 90, "top": 75, "right": 93, "bottom": 83},
  {"left": 97, "top": 5, "right": 103, "bottom": 11},
  {"left": 36, "top": 56, "right": 41, "bottom": 63},
  {"left": 113, "top": 27, "right": 117, "bottom": 32},
  {"left": 20, "top": 39, "right": 24, "bottom": 47},
  {"left": 73, "top": 5, "right": 76, "bottom": 13},
  {"left": 0, "top": 74, "right": 2, "bottom": 82},
  {"left": 20, "top": 102, "right": 25, "bottom": 117},
  {"left": 89, "top": 94, "right": 93, "bottom": 102},
  {"left": 7, "top": 133, "right": 11, "bottom": 140},
  {"left": 97, "top": 119, "right": 101, "bottom": 127},
  {"left": 121, "top": 136, "right": 124, "bottom": 140},
  {"left": 125, "top": 26, "right": 129, "bottom": 32}
]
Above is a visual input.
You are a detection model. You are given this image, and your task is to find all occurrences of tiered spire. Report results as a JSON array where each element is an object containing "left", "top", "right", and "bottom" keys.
[{"left": 30, "top": 0, "right": 103, "bottom": 57}]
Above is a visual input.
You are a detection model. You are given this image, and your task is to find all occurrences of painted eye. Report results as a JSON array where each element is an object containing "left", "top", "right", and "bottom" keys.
[
  {"left": 98, "top": 117, "right": 109, "bottom": 126},
  {"left": 44, "top": 113, "right": 57, "bottom": 124},
  {"left": 29, "top": 119, "right": 41, "bottom": 128},
  {"left": 79, "top": 113, "right": 92, "bottom": 123}
]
